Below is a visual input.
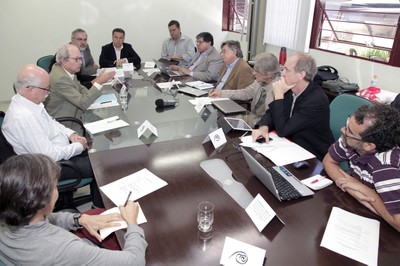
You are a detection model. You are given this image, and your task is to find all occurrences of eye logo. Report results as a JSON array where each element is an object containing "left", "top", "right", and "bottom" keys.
[
  {"left": 229, "top": 251, "right": 248, "bottom": 264},
  {"left": 214, "top": 134, "right": 221, "bottom": 142}
]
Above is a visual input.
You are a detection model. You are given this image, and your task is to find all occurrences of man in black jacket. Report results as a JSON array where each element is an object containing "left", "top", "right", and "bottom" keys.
[
  {"left": 252, "top": 52, "right": 334, "bottom": 161},
  {"left": 99, "top": 28, "right": 141, "bottom": 69}
]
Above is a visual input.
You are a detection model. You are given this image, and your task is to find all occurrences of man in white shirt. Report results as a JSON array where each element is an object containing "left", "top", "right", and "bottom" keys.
[
  {"left": 2, "top": 64, "right": 104, "bottom": 208},
  {"left": 161, "top": 20, "right": 195, "bottom": 66}
]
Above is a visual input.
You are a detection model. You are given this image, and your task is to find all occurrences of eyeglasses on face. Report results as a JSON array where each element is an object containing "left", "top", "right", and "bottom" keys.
[
  {"left": 75, "top": 38, "right": 87, "bottom": 42},
  {"left": 68, "top": 57, "right": 83, "bottom": 62},
  {"left": 344, "top": 115, "right": 363, "bottom": 141},
  {"left": 28, "top": 85, "right": 51, "bottom": 94}
]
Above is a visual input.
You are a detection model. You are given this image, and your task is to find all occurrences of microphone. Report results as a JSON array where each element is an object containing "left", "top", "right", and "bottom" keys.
[{"left": 155, "top": 99, "right": 177, "bottom": 108}]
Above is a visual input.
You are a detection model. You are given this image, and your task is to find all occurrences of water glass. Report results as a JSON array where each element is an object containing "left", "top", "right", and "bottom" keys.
[{"left": 197, "top": 201, "right": 214, "bottom": 232}]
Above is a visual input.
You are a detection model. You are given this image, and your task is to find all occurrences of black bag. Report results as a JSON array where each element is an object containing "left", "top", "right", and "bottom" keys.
[
  {"left": 322, "top": 78, "right": 359, "bottom": 93},
  {"left": 314, "top": 65, "right": 339, "bottom": 85}
]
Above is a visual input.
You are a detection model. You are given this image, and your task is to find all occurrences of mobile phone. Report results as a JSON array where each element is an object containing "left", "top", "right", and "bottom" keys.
[{"left": 256, "top": 137, "right": 272, "bottom": 143}]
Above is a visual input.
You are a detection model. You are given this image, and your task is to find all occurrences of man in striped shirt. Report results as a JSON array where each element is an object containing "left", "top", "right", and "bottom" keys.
[{"left": 323, "top": 104, "right": 400, "bottom": 232}]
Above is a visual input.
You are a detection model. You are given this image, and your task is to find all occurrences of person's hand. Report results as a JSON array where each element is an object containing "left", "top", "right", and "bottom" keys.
[
  {"left": 119, "top": 201, "right": 139, "bottom": 225},
  {"left": 69, "top": 133, "right": 89, "bottom": 149},
  {"left": 169, "top": 65, "right": 180, "bottom": 71},
  {"left": 336, "top": 169, "right": 377, "bottom": 214},
  {"left": 79, "top": 213, "right": 123, "bottom": 242},
  {"left": 252, "top": 126, "right": 270, "bottom": 142},
  {"left": 93, "top": 69, "right": 115, "bottom": 85},
  {"left": 114, "top": 59, "right": 127, "bottom": 67},
  {"left": 208, "top": 88, "right": 220, "bottom": 97},
  {"left": 272, "top": 77, "right": 296, "bottom": 100}
]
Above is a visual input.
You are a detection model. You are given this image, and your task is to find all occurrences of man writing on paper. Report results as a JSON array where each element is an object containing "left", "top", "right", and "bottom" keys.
[
  {"left": 323, "top": 104, "right": 400, "bottom": 232},
  {"left": 2, "top": 64, "right": 104, "bottom": 208},
  {"left": 252, "top": 53, "right": 334, "bottom": 161}
]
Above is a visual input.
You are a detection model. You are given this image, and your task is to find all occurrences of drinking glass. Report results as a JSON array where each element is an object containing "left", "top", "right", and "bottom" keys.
[{"left": 197, "top": 201, "right": 214, "bottom": 232}]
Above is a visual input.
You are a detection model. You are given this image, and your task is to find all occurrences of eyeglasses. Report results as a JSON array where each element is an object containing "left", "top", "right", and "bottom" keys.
[
  {"left": 344, "top": 115, "right": 363, "bottom": 141},
  {"left": 28, "top": 85, "right": 51, "bottom": 94},
  {"left": 75, "top": 38, "right": 87, "bottom": 42},
  {"left": 68, "top": 57, "right": 83, "bottom": 62}
]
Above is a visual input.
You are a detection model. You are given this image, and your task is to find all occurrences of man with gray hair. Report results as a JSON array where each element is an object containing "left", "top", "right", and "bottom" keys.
[
  {"left": 45, "top": 44, "right": 114, "bottom": 127},
  {"left": 252, "top": 53, "right": 334, "bottom": 161},
  {"left": 214, "top": 40, "right": 254, "bottom": 91},
  {"left": 2, "top": 64, "right": 104, "bottom": 208},
  {"left": 71, "top": 28, "right": 98, "bottom": 76},
  {"left": 209, "top": 52, "right": 279, "bottom": 117}
]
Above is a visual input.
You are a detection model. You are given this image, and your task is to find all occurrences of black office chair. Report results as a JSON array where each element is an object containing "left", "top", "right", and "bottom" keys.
[{"left": 0, "top": 111, "right": 92, "bottom": 211}]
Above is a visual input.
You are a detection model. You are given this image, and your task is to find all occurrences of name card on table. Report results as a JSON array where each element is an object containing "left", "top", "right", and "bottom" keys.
[
  {"left": 137, "top": 120, "right": 158, "bottom": 138},
  {"left": 202, "top": 127, "right": 227, "bottom": 149},
  {"left": 220, "top": 236, "right": 266, "bottom": 266}
]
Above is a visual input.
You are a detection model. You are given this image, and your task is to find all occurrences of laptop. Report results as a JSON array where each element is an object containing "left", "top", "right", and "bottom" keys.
[
  {"left": 241, "top": 147, "right": 314, "bottom": 201},
  {"left": 154, "top": 59, "right": 185, "bottom": 77},
  {"left": 178, "top": 86, "right": 208, "bottom": 97},
  {"left": 212, "top": 99, "right": 246, "bottom": 114}
]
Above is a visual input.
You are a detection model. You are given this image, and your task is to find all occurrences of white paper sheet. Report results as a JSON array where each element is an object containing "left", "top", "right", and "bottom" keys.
[
  {"left": 245, "top": 194, "right": 277, "bottom": 232},
  {"left": 240, "top": 133, "right": 315, "bottom": 166},
  {"left": 220, "top": 236, "right": 266, "bottom": 266},
  {"left": 144, "top": 61, "right": 156, "bottom": 68},
  {"left": 320, "top": 207, "right": 380, "bottom": 266},
  {"left": 84, "top": 116, "right": 129, "bottom": 135},
  {"left": 99, "top": 205, "right": 147, "bottom": 240},
  {"left": 156, "top": 81, "right": 182, "bottom": 89},
  {"left": 100, "top": 168, "right": 168, "bottom": 206},
  {"left": 188, "top": 97, "right": 229, "bottom": 106}
]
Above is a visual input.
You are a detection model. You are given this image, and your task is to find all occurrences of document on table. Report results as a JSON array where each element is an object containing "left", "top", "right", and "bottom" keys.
[
  {"left": 320, "top": 207, "right": 380, "bottom": 266},
  {"left": 100, "top": 168, "right": 168, "bottom": 206},
  {"left": 188, "top": 97, "right": 229, "bottom": 106},
  {"left": 87, "top": 93, "right": 119, "bottom": 110},
  {"left": 240, "top": 133, "right": 315, "bottom": 166},
  {"left": 220, "top": 236, "right": 266, "bottom": 266},
  {"left": 84, "top": 116, "right": 129, "bottom": 135},
  {"left": 185, "top": 80, "right": 214, "bottom": 90},
  {"left": 156, "top": 80, "right": 182, "bottom": 89},
  {"left": 99, "top": 205, "right": 147, "bottom": 240}
]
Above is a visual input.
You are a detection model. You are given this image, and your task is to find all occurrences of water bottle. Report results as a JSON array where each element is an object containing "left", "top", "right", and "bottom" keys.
[
  {"left": 119, "top": 84, "right": 128, "bottom": 110},
  {"left": 279, "top": 47, "right": 287, "bottom": 71}
]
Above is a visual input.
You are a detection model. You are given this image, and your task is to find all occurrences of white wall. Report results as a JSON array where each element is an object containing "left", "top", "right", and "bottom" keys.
[
  {"left": 0, "top": 0, "right": 242, "bottom": 102},
  {"left": 266, "top": 44, "right": 400, "bottom": 93}
]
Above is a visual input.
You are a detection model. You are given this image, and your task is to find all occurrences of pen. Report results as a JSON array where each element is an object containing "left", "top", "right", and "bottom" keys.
[
  {"left": 100, "top": 100, "right": 112, "bottom": 104},
  {"left": 311, "top": 176, "right": 325, "bottom": 184},
  {"left": 107, "top": 118, "right": 121, "bottom": 123},
  {"left": 124, "top": 191, "right": 132, "bottom": 207}
]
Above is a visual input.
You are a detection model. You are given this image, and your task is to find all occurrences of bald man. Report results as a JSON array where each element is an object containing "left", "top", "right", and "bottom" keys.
[{"left": 2, "top": 64, "right": 104, "bottom": 208}]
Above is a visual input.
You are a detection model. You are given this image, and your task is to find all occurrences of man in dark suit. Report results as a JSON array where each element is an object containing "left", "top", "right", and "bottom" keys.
[
  {"left": 252, "top": 52, "right": 334, "bottom": 161},
  {"left": 99, "top": 28, "right": 141, "bottom": 69}
]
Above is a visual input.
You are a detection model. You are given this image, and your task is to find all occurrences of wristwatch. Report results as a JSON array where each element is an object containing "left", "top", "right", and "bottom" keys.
[{"left": 73, "top": 213, "right": 83, "bottom": 229}]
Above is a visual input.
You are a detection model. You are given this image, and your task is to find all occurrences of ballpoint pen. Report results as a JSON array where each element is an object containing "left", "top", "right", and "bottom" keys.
[
  {"left": 100, "top": 100, "right": 112, "bottom": 104},
  {"left": 107, "top": 117, "right": 121, "bottom": 123},
  {"left": 124, "top": 191, "right": 132, "bottom": 207}
]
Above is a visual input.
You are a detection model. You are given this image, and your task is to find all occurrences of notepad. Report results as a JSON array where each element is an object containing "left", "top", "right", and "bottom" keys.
[{"left": 87, "top": 94, "right": 119, "bottom": 110}]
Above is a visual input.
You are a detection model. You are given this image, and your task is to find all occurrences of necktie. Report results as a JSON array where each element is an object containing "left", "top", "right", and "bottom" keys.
[{"left": 253, "top": 87, "right": 267, "bottom": 116}]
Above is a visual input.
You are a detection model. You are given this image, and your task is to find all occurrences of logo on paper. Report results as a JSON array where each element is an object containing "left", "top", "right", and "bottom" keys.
[{"left": 229, "top": 251, "right": 248, "bottom": 264}]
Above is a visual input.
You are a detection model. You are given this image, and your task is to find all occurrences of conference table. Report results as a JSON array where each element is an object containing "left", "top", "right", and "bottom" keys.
[{"left": 86, "top": 70, "right": 400, "bottom": 265}]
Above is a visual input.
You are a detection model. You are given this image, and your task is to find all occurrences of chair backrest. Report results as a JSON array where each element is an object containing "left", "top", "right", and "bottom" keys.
[
  {"left": 0, "top": 111, "right": 17, "bottom": 164},
  {"left": 329, "top": 94, "right": 373, "bottom": 140},
  {"left": 36, "top": 55, "right": 55, "bottom": 73}
]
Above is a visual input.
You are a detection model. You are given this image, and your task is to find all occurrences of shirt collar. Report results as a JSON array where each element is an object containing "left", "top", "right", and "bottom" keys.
[
  {"left": 226, "top": 57, "right": 239, "bottom": 68},
  {"left": 61, "top": 67, "right": 75, "bottom": 80}
]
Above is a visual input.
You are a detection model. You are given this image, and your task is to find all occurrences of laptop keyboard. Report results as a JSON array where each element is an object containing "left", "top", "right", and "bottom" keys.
[{"left": 266, "top": 166, "right": 303, "bottom": 201}]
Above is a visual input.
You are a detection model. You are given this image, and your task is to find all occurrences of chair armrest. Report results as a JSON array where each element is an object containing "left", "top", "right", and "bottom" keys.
[{"left": 56, "top": 116, "right": 87, "bottom": 136}]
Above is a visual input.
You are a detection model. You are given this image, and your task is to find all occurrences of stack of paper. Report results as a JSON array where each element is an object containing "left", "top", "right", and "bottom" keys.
[
  {"left": 87, "top": 94, "right": 119, "bottom": 110},
  {"left": 84, "top": 116, "right": 129, "bottom": 134},
  {"left": 185, "top": 81, "right": 214, "bottom": 90},
  {"left": 240, "top": 133, "right": 315, "bottom": 166}
]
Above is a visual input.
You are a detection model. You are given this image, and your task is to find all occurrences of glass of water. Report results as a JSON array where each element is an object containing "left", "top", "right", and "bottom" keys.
[{"left": 197, "top": 201, "right": 214, "bottom": 232}]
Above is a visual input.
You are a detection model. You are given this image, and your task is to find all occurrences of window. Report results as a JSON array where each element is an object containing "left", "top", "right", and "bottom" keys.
[
  {"left": 222, "top": 0, "right": 249, "bottom": 34},
  {"left": 310, "top": 0, "right": 400, "bottom": 67}
]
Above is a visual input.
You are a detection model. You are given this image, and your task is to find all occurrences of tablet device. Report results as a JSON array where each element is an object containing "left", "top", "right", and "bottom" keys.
[{"left": 224, "top": 117, "right": 252, "bottom": 131}]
